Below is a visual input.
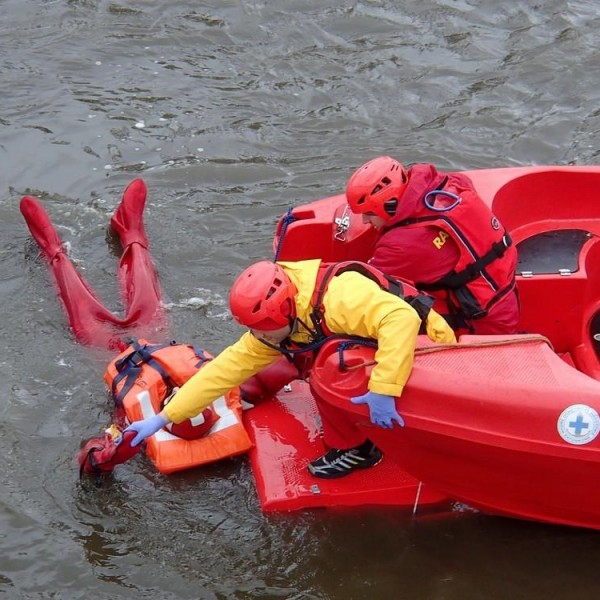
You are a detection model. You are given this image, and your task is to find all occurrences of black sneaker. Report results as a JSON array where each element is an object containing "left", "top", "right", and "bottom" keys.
[{"left": 307, "top": 440, "right": 383, "bottom": 479}]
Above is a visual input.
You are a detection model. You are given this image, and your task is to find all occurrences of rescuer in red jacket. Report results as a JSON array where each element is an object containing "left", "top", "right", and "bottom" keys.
[{"left": 345, "top": 156, "right": 520, "bottom": 335}]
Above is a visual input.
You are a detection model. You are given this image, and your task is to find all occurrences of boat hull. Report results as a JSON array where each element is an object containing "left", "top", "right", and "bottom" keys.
[
  {"left": 310, "top": 335, "right": 600, "bottom": 530},
  {"left": 270, "top": 164, "right": 600, "bottom": 526}
]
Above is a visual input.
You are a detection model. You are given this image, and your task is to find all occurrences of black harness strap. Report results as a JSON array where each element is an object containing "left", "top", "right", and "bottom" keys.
[
  {"left": 111, "top": 339, "right": 210, "bottom": 407},
  {"left": 310, "top": 262, "right": 344, "bottom": 340},
  {"left": 111, "top": 339, "right": 172, "bottom": 406},
  {"left": 391, "top": 212, "right": 513, "bottom": 292},
  {"left": 404, "top": 293, "right": 435, "bottom": 322},
  {"left": 431, "top": 234, "right": 513, "bottom": 290}
]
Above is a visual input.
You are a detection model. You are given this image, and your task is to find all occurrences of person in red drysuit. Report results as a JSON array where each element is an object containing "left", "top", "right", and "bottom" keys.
[
  {"left": 345, "top": 156, "right": 520, "bottom": 335},
  {"left": 20, "top": 179, "right": 167, "bottom": 351}
]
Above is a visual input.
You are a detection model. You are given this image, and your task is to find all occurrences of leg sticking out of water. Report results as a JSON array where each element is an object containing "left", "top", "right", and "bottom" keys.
[{"left": 20, "top": 179, "right": 167, "bottom": 350}]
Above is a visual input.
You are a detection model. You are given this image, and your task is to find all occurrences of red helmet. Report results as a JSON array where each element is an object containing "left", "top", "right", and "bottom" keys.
[
  {"left": 229, "top": 261, "right": 297, "bottom": 330},
  {"left": 345, "top": 156, "right": 408, "bottom": 220}
]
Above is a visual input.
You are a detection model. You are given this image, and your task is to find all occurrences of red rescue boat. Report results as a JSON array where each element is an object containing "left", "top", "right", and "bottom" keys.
[{"left": 271, "top": 165, "right": 600, "bottom": 529}]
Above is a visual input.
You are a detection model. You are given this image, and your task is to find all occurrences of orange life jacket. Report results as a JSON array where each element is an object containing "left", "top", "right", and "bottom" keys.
[{"left": 103, "top": 339, "right": 252, "bottom": 474}]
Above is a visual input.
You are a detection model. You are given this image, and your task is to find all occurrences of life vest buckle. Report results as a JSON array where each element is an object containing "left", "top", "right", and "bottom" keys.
[{"left": 127, "top": 350, "right": 148, "bottom": 367}]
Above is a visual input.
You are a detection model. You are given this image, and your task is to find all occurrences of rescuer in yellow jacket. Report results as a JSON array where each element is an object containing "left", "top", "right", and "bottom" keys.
[{"left": 126, "top": 258, "right": 456, "bottom": 478}]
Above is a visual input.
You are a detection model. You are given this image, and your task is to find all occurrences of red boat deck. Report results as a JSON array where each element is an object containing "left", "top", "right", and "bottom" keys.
[{"left": 243, "top": 380, "right": 448, "bottom": 512}]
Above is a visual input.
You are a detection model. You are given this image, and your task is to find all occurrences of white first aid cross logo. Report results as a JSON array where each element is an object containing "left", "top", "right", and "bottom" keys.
[{"left": 557, "top": 404, "right": 600, "bottom": 445}]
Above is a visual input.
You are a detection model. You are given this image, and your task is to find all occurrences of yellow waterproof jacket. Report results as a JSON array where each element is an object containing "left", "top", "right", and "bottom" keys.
[{"left": 163, "top": 259, "right": 456, "bottom": 423}]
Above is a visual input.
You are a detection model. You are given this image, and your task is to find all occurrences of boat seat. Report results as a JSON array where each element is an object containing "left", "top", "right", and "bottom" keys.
[
  {"left": 515, "top": 234, "right": 600, "bottom": 371},
  {"left": 458, "top": 336, "right": 571, "bottom": 369},
  {"left": 456, "top": 333, "right": 585, "bottom": 369},
  {"left": 516, "top": 229, "right": 591, "bottom": 275}
]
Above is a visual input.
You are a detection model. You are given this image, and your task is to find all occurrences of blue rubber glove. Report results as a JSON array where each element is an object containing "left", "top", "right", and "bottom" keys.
[
  {"left": 350, "top": 391, "right": 405, "bottom": 429},
  {"left": 125, "top": 414, "right": 169, "bottom": 447}
]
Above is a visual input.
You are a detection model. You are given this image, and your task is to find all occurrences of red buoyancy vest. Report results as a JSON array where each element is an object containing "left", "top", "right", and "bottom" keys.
[
  {"left": 388, "top": 173, "right": 517, "bottom": 319},
  {"left": 309, "top": 261, "right": 435, "bottom": 339}
]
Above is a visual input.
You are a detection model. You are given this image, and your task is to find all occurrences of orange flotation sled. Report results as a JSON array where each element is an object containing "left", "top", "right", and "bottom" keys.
[{"left": 104, "top": 339, "right": 253, "bottom": 474}]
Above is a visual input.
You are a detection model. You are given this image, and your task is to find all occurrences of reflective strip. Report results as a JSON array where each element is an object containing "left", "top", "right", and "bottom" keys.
[{"left": 136, "top": 390, "right": 239, "bottom": 440}]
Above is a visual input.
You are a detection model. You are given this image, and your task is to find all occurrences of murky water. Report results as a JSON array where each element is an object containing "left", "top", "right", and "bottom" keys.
[{"left": 3, "top": 1, "right": 600, "bottom": 598}]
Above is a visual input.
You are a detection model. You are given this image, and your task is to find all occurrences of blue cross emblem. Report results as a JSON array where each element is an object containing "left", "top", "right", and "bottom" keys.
[
  {"left": 558, "top": 404, "right": 600, "bottom": 445},
  {"left": 568, "top": 414, "right": 590, "bottom": 436}
]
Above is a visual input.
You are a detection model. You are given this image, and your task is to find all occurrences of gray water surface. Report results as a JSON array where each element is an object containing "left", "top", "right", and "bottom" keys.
[{"left": 2, "top": 1, "right": 600, "bottom": 598}]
